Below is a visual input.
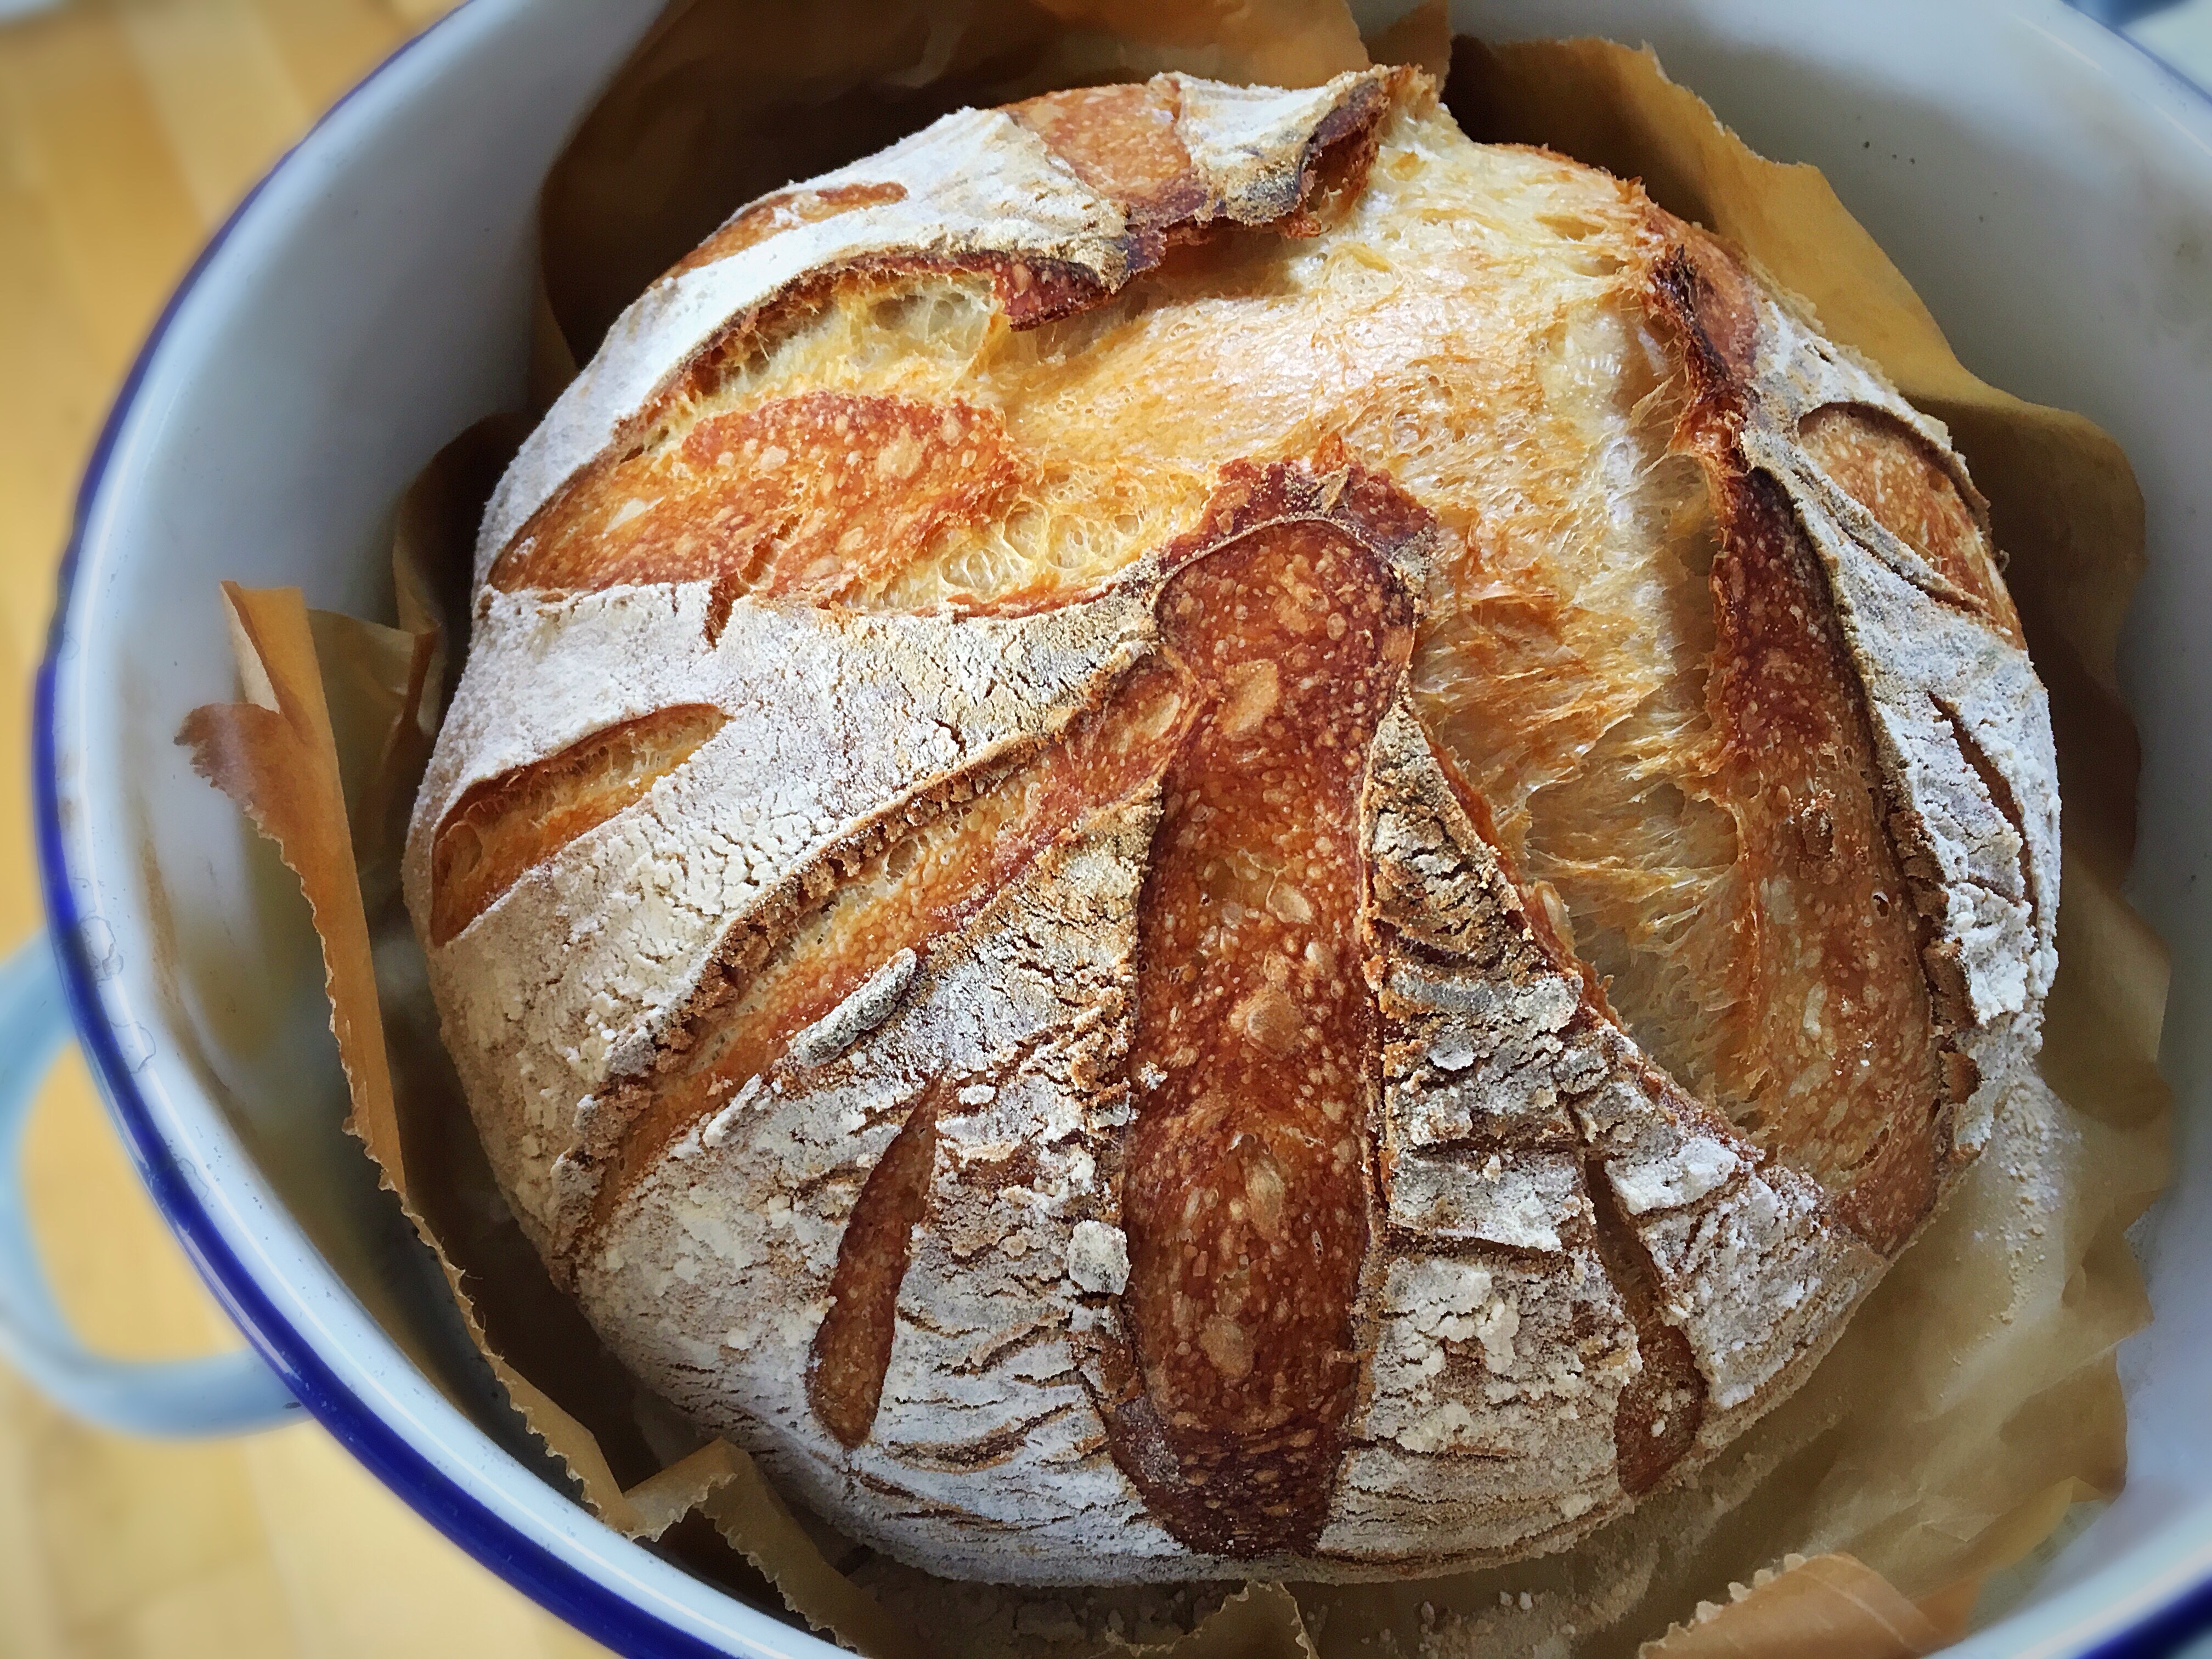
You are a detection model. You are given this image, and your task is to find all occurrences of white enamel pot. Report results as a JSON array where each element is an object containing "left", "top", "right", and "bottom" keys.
[{"left": 8, "top": 1, "right": 2211, "bottom": 1652}]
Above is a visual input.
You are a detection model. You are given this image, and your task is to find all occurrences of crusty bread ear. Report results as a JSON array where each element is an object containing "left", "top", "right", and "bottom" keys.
[
  {"left": 1796, "top": 402, "right": 2022, "bottom": 643},
  {"left": 428, "top": 704, "right": 726, "bottom": 944},
  {"left": 404, "top": 67, "right": 2055, "bottom": 1584}
]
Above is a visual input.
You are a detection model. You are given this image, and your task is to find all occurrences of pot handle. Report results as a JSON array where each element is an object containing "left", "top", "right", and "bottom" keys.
[{"left": 0, "top": 932, "right": 299, "bottom": 1436}]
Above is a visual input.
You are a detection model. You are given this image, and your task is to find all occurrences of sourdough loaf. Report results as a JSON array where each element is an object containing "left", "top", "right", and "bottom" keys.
[{"left": 403, "top": 66, "right": 2058, "bottom": 1584}]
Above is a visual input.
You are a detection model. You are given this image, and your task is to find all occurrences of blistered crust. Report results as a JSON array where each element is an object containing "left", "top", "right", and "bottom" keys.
[
  {"left": 409, "top": 70, "right": 2057, "bottom": 1584},
  {"left": 478, "top": 69, "right": 1401, "bottom": 588}
]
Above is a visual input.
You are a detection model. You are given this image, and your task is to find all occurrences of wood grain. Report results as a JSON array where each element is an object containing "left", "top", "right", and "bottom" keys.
[{"left": 0, "top": 3, "right": 609, "bottom": 1653}]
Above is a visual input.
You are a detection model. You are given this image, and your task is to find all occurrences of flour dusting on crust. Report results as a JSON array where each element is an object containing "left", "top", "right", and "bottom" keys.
[{"left": 407, "top": 67, "right": 2057, "bottom": 1584}]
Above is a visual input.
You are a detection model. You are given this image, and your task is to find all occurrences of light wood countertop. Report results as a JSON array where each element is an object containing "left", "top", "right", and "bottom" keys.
[{"left": 0, "top": 3, "right": 609, "bottom": 1652}]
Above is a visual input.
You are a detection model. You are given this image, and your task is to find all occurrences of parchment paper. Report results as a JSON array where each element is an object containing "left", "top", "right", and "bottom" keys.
[
  {"left": 179, "top": 4, "right": 2169, "bottom": 1654},
  {"left": 1641, "top": 1554, "right": 1942, "bottom": 1659}
]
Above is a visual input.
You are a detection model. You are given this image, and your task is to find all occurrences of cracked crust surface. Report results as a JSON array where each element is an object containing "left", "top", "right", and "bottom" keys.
[{"left": 405, "top": 69, "right": 2057, "bottom": 1584}]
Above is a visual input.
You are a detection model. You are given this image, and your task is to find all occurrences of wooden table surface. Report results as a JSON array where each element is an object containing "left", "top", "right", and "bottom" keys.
[{"left": 0, "top": 3, "right": 609, "bottom": 1654}]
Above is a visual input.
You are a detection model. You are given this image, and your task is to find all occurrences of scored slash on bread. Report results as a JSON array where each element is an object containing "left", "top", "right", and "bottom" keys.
[{"left": 403, "top": 66, "right": 2057, "bottom": 1583}]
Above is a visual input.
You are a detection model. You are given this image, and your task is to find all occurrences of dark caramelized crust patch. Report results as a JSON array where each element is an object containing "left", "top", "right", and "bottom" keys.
[
  {"left": 428, "top": 704, "right": 726, "bottom": 945},
  {"left": 1111, "top": 460, "right": 1421, "bottom": 1557},
  {"left": 491, "top": 392, "right": 1026, "bottom": 598},
  {"left": 1647, "top": 241, "right": 1948, "bottom": 1252},
  {"left": 1797, "top": 402, "right": 2024, "bottom": 645},
  {"left": 809, "top": 1079, "right": 945, "bottom": 1448},
  {"left": 1651, "top": 229, "right": 1759, "bottom": 385},
  {"left": 1713, "top": 472, "right": 1944, "bottom": 1247},
  {"left": 1588, "top": 1161, "right": 1705, "bottom": 1493}
]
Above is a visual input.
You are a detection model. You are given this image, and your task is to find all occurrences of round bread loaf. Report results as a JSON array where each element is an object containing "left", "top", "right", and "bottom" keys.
[{"left": 404, "top": 67, "right": 2058, "bottom": 1584}]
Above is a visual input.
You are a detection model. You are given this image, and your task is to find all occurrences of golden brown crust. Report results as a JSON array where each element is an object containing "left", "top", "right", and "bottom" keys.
[
  {"left": 427, "top": 703, "right": 725, "bottom": 946},
  {"left": 808, "top": 1076, "right": 946, "bottom": 1447},
  {"left": 1796, "top": 402, "right": 2024, "bottom": 646},
  {"left": 493, "top": 391, "right": 1028, "bottom": 597},
  {"left": 1642, "top": 234, "right": 1951, "bottom": 1252},
  {"left": 1008, "top": 83, "right": 1207, "bottom": 227},
  {"left": 1108, "top": 458, "right": 1422, "bottom": 1557}
]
